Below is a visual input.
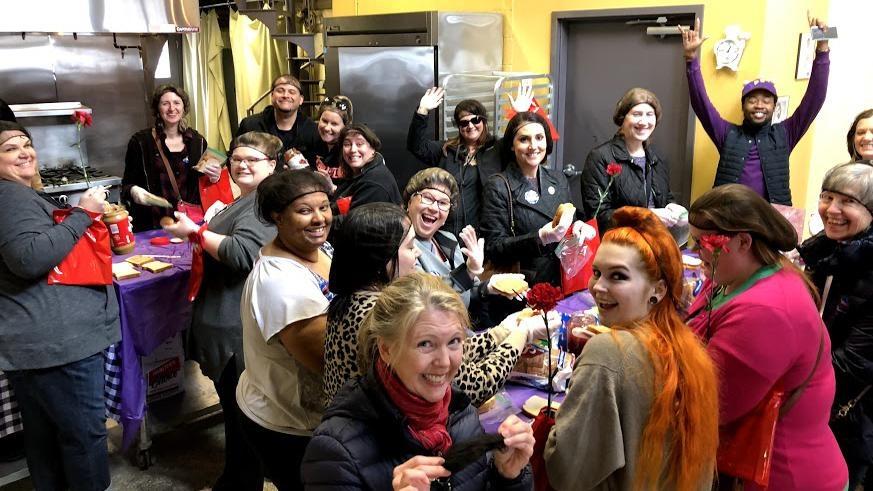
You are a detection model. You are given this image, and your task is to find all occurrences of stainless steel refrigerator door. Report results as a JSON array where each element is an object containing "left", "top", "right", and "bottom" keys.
[{"left": 337, "top": 46, "right": 436, "bottom": 191}]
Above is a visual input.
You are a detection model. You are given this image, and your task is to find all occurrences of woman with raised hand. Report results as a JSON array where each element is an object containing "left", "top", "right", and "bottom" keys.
[
  {"left": 546, "top": 207, "right": 718, "bottom": 491},
  {"left": 687, "top": 184, "right": 847, "bottom": 490},
  {"left": 304, "top": 273, "right": 533, "bottom": 490},
  {"left": 407, "top": 88, "right": 501, "bottom": 235},
  {"left": 799, "top": 162, "right": 873, "bottom": 489}
]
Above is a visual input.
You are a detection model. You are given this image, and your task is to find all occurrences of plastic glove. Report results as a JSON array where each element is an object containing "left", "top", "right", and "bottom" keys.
[
  {"left": 651, "top": 207, "right": 679, "bottom": 227},
  {"left": 665, "top": 203, "right": 689, "bottom": 226},
  {"left": 130, "top": 185, "right": 172, "bottom": 208},
  {"left": 520, "top": 310, "right": 562, "bottom": 345},
  {"left": 417, "top": 87, "right": 445, "bottom": 115},
  {"left": 571, "top": 220, "right": 597, "bottom": 241},
  {"left": 506, "top": 79, "right": 534, "bottom": 112},
  {"left": 459, "top": 225, "right": 485, "bottom": 277},
  {"left": 539, "top": 208, "right": 574, "bottom": 245},
  {"left": 201, "top": 162, "right": 222, "bottom": 183},
  {"left": 486, "top": 273, "right": 528, "bottom": 299},
  {"left": 163, "top": 211, "right": 199, "bottom": 239},
  {"left": 129, "top": 185, "right": 149, "bottom": 206}
]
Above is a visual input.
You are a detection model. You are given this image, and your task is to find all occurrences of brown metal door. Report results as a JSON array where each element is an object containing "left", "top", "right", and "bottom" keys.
[{"left": 554, "top": 9, "right": 700, "bottom": 208}]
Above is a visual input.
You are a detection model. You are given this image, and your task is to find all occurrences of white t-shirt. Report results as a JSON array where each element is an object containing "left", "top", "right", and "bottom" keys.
[{"left": 236, "top": 251, "right": 331, "bottom": 435}]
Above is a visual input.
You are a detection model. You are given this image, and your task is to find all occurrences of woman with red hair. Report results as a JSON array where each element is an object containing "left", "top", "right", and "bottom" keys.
[{"left": 545, "top": 206, "right": 718, "bottom": 490}]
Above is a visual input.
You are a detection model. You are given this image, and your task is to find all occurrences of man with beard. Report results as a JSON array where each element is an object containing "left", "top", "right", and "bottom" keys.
[
  {"left": 679, "top": 15, "right": 831, "bottom": 205},
  {"left": 238, "top": 74, "right": 318, "bottom": 163}
]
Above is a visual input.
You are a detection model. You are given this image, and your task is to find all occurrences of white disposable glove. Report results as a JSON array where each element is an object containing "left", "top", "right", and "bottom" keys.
[
  {"left": 459, "top": 225, "right": 485, "bottom": 277},
  {"left": 417, "top": 87, "right": 445, "bottom": 115},
  {"left": 571, "top": 220, "right": 597, "bottom": 241},
  {"left": 486, "top": 273, "right": 528, "bottom": 298},
  {"left": 651, "top": 207, "right": 679, "bottom": 227},
  {"left": 539, "top": 207, "right": 573, "bottom": 245},
  {"left": 665, "top": 203, "right": 689, "bottom": 226},
  {"left": 129, "top": 185, "right": 149, "bottom": 206},
  {"left": 520, "top": 310, "right": 562, "bottom": 345},
  {"left": 201, "top": 162, "right": 222, "bottom": 183},
  {"left": 163, "top": 211, "right": 199, "bottom": 239}
]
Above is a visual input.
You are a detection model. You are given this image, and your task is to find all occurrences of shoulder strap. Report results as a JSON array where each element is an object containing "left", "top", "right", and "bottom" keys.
[
  {"left": 780, "top": 325, "right": 825, "bottom": 416},
  {"left": 152, "top": 128, "right": 182, "bottom": 201},
  {"left": 493, "top": 173, "right": 515, "bottom": 236}
]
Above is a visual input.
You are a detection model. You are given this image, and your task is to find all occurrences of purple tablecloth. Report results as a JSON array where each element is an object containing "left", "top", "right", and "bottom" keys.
[
  {"left": 112, "top": 229, "right": 193, "bottom": 449},
  {"left": 480, "top": 383, "right": 566, "bottom": 434}
]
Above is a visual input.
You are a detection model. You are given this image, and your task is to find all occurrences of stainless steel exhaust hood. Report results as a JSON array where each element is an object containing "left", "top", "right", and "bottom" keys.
[{"left": 0, "top": 0, "right": 199, "bottom": 34}]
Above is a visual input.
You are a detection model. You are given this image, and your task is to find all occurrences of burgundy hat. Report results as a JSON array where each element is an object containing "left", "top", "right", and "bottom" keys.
[{"left": 741, "top": 79, "right": 778, "bottom": 100}]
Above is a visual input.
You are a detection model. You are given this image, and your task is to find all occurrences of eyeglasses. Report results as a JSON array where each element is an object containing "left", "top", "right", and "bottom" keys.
[
  {"left": 457, "top": 116, "right": 484, "bottom": 128},
  {"left": 414, "top": 192, "right": 452, "bottom": 212},
  {"left": 230, "top": 156, "right": 270, "bottom": 166}
]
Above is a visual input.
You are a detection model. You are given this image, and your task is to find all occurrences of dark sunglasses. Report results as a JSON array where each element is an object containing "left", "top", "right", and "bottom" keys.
[{"left": 457, "top": 115, "right": 485, "bottom": 128}]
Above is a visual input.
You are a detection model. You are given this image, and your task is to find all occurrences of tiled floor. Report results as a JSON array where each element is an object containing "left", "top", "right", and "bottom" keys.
[{"left": 0, "top": 361, "right": 277, "bottom": 491}]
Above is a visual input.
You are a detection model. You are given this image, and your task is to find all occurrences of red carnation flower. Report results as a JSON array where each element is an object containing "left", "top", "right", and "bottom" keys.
[
  {"left": 606, "top": 162, "right": 622, "bottom": 177},
  {"left": 526, "top": 282, "right": 563, "bottom": 313},
  {"left": 699, "top": 234, "right": 731, "bottom": 254},
  {"left": 71, "top": 110, "right": 92, "bottom": 127}
]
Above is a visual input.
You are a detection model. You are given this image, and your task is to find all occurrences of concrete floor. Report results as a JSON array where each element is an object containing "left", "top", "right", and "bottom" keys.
[{"left": 0, "top": 361, "right": 277, "bottom": 491}]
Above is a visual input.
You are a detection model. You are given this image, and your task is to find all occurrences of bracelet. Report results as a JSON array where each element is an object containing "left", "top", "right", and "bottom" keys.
[{"left": 188, "top": 223, "right": 209, "bottom": 246}]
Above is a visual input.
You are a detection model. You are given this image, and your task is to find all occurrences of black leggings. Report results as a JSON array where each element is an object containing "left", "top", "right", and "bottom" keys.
[{"left": 239, "top": 411, "right": 311, "bottom": 491}]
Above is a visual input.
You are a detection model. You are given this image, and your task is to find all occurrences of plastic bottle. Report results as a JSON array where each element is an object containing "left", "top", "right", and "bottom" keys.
[{"left": 103, "top": 204, "right": 136, "bottom": 254}]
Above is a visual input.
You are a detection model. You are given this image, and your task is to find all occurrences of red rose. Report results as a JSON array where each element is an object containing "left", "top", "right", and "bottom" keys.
[
  {"left": 699, "top": 234, "right": 731, "bottom": 254},
  {"left": 526, "top": 282, "right": 563, "bottom": 312},
  {"left": 606, "top": 163, "right": 622, "bottom": 177},
  {"left": 71, "top": 110, "right": 93, "bottom": 127}
]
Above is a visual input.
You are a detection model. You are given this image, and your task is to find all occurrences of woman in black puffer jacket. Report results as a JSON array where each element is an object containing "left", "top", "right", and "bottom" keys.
[
  {"left": 798, "top": 161, "right": 873, "bottom": 490},
  {"left": 302, "top": 273, "right": 533, "bottom": 490},
  {"left": 407, "top": 89, "right": 502, "bottom": 235}
]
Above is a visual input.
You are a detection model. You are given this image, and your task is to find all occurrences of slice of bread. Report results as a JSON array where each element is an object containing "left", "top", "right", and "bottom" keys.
[{"left": 552, "top": 203, "right": 574, "bottom": 226}]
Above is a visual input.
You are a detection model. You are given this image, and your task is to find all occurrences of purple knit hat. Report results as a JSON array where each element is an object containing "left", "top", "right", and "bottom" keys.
[{"left": 741, "top": 79, "right": 777, "bottom": 100}]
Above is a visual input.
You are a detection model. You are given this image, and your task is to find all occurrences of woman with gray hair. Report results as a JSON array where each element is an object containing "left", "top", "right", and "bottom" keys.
[{"left": 799, "top": 161, "right": 873, "bottom": 490}]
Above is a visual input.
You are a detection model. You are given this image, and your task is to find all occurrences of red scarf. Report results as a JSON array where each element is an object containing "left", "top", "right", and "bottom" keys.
[{"left": 376, "top": 358, "right": 453, "bottom": 454}]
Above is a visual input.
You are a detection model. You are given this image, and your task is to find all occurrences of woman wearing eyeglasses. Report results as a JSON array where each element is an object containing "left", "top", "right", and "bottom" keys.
[
  {"left": 407, "top": 87, "right": 502, "bottom": 235},
  {"left": 163, "top": 131, "right": 279, "bottom": 490}
]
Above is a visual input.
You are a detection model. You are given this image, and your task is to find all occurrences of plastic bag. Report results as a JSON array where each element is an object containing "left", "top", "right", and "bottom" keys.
[
  {"left": 47, "top": 209, "right": 112, "bottom": 286},
  {"left": 555, "top": 218, "right": 598, "bottom": 295}
]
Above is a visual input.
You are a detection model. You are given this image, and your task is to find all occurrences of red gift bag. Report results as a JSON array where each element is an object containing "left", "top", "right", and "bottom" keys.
[
  {"left": 47, "top": 209, "right": 112, "bottom": 286},
  {"left": 199, "top": 169, "right": 235, "bottom": 214},
  {"left": 717, "top": 385, "right": 784, "bottom": 487},
  {"left": 559, "top": 219, "right": 600, "bottom": 296}
]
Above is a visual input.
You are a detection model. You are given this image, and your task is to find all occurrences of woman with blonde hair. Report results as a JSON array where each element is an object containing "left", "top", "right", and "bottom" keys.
[
  {"left": 303, "top": 272, "right": 534, "bottom": 489},
  {"left": 687, "top": 184, "right": 847, "bottom": 490},
  {"left": 546, "top": 206, "right": 719, "bottom": 490}
]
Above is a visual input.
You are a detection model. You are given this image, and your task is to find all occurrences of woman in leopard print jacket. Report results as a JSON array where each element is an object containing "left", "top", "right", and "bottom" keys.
[{"left": 324, "top": 202, "right": 539, "bottom": 406}]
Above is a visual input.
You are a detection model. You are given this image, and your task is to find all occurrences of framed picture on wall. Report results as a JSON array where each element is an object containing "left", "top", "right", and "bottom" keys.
[
  {"left": 795, "top": 32, "right": 815, "bottom": 79},
  {"left": 773, "top": 96, "right": 790, "bottom": 123}
]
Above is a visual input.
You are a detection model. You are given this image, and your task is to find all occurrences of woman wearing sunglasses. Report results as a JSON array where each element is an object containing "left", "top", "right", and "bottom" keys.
[{"left": 407, "top": 87, "right": 502, "bottom": 235}]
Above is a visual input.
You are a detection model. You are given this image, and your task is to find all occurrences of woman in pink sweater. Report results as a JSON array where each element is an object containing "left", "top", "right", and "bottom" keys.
[{"left": 686, "top": 184, "right": 847, "bottom": 490}]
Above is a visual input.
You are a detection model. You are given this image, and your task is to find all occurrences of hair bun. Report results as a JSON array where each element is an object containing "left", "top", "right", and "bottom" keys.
[{"left": 611, "top": 206, "right": 668, "bottom": 237}]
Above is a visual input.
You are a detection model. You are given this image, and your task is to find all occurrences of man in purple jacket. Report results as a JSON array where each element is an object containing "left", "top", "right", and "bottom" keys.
[{"left": 679, "top": 16, "right": 831, "bottom": 205}]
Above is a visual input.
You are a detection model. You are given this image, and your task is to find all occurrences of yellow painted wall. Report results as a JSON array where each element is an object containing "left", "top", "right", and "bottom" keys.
[{"left": 329, "top": 0, "right": 830, "bottom": 205}]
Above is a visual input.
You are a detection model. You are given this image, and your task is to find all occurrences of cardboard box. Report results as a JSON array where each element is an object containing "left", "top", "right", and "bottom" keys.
[{"left": 141, "top": 333, "right": 185, "bottom": 402}]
